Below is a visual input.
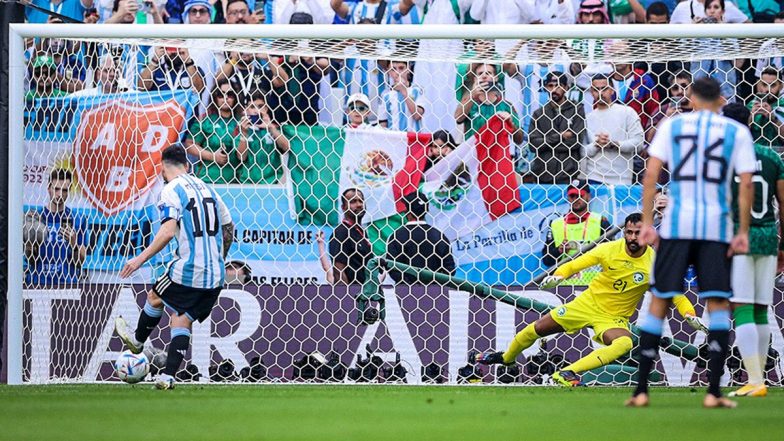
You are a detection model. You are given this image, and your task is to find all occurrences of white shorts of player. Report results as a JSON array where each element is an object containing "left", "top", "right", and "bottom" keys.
[{"left": 730, "top": 255, "right": 776, "bottom": 305}]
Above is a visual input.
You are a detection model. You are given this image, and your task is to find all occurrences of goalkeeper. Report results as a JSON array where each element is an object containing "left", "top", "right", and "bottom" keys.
[{"left": 477, "top": 213, "right": 704, "bottom": 386}]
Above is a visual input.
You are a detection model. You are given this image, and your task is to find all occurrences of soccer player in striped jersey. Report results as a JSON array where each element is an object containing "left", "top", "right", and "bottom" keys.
[
  {"left": 724, "top": 103, "right": 784, "bottom": 398},
  {"left": 115, "top": 144, "right": 234, "bottom": 389},
  {"left": 628, "top": 78, "right": 756, "bottom": 409}
]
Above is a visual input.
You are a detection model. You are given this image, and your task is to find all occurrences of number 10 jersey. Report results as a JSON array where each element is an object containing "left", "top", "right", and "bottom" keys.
[
  {"left": 649, "top": 110, "right": 757, "bottom": 243},
  {"left": 158, "top": 174, "right": 233, "bottom": 289}
]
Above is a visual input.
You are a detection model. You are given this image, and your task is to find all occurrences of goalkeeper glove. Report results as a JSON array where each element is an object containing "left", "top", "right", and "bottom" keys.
[
  {"left": 685, "top": 314, "right": 708, "bottom": 333},
  {"left": 540, "top": 275, "right": 563, "bottom": 289}
]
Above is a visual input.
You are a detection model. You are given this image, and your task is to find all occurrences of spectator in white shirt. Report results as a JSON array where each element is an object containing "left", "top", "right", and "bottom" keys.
[
  {"left": 669, "top": 0, "right": 749, "bottom": 23},
  {"left": 379, "top": 60, "right": 427, "bottom": 132},
  {"left": 581, "top": 74, "right": 644, "bottom": 185}
]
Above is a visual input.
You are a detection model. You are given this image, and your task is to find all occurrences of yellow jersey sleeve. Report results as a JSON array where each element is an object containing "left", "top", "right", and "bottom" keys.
[{"left": 553, "top": 242, "right": 611, "bottom": 279}]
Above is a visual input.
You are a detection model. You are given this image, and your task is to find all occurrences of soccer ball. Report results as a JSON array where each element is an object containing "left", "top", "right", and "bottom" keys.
[{"left": 115, "top": 350, "right": 150, "bottom": 384}]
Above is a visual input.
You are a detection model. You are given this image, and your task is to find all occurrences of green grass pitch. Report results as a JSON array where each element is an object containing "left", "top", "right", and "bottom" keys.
[{"left": 0, "top": 385, "right": 782, "bottom": 441}]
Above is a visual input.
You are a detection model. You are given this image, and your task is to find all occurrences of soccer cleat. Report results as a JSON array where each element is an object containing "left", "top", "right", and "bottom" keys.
[
  {"left": 552, "top": 370, "right": 585, "bottom": 387},
  {"left": 703, "top": 394, "right": 737, "bottom": 409},
  {"left": 728, "top": 384, "right": 767, "bottom": 398},
  {"left": 684, "top": 314, "right": 708, "bottom": 333},
  {"left": 475, "top": 351, "right": 512, "bottom": 366},
  {"left": 625, "top": 393, "right": 649, "bottom": 407},
  {"left": 114, "top": 317, "right": 143, "bottom": 354},
  {"left": 154, "top": 374, "right": 176, "bottom": 390}
]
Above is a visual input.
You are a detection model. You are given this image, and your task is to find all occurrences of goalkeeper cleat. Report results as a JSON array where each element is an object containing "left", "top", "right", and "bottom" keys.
[
  {"left": 475, "top": 351, "right": 512, "bottom": 366},
  {"left": 728, "top": 384, "right": 767, "bottom": 397},
  {"left": 154, "top": 374, "right": 176, "bottom": 390},
  {"left": 703, "top": 394, "right": 737, "bottom": 409},
  {"left": 552, "top": 370, "right": 585, "bottom": 387},
  {"left": 625, "top": 393, "right": 649, "bottom": 407},
  {"left": 684, "top": 314, "right": 708, "bottom": 333},
  {"left": 114, "top": 317, "right": 143, "bottom": 354}
]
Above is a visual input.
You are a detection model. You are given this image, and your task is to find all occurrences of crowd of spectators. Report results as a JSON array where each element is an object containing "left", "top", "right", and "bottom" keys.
[
  {"left": 19, "top": 0, "right": 784, "bottom": 286},
  {"left": 23, "top": 0, "right": 784, "bottom": 189}
]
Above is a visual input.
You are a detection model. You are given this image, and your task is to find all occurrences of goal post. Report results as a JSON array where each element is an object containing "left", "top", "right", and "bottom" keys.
[{"left": 6, "top": 23, "right": 784, "bottom": 385}]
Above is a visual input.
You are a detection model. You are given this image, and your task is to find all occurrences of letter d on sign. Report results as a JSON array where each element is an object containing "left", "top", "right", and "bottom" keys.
[
  {"left": 141, "top": 125, "right": 169, "bottom": 153},
  {"left": 106, "top": 166, "right": 132, "bottom": 192}
]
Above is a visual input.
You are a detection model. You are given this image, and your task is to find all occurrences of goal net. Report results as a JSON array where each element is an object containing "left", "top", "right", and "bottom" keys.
[{"left": 7, "top": 23, "right": 784, "bottom": 385}]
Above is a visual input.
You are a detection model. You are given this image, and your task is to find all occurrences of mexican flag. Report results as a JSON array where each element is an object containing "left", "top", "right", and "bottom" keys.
[
  {"left": 284, "top": 125, "right": 429, "bottom": 228},
  {"left": 421, "top": 115, "right": 522, "bottom": 240},
  {"left": 284, "top": 115, "right": 521, "bottom": 248}
]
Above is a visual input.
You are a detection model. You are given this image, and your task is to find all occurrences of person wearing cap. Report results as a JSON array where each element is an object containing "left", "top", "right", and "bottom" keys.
[
  {"left": 582, "top": 74, "right": 644, "bottom": 185},
  {"left": 345, "top": 93, "right": 375, "bottom": 129},
  {"left": 542, "top": 180, "right": 611, "bottom": 285},
  {"left": 454, "top": 78, "right": 524, "bottom": 144},
  {"left": 528, "top": 71, "right": 586, "bottom": 184},
  {"left": 386, "top": 191, "right": 455, "bottom": 285},
  {"left": 27, "top": 56, "right": 69, "bottom": 100}
]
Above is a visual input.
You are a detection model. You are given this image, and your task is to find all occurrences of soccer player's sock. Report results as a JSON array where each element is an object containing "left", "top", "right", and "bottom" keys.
[
  {"left": 734, "top": 305, "right": 763, "bottom": 385},
  {"left": 564, "top": 336, "right": 633, "bottom": 374},
  {"left": 135, "top": 301, "right": 164, "bottom": 344},
  {"left": 634, "top": 314, "right": 664, "bottom": 396},
  {"left": 754, "top": 305, "right": 771, "bottom": 378},
  {"left": 672, "top": 294, "right": 697, "bottom": 318},
  {"left": 707, "top": 309, "right": 731, "bottom": 397},
  {"left": 164, "top": 327, "right": 191, "bottom": 377},
  {"left": 503, "top": 323, "right": 539, "bottom": 365}
]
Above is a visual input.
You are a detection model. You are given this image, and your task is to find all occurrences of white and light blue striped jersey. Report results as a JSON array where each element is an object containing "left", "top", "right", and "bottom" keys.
[
  {"left": 649, "top": 110, "right": 757, "bottom": 243},
  {"left": 339, "top": 57, "right": 386, "bottom": 114},
  {"left": 378, "top": 85, "right": 427, "bottom": 132},
  {"left": 158, "top": 174, "right": 233, "bottom": 289},
  {"left": 349, "top": 0, "right": 418, "bottom": 23}
]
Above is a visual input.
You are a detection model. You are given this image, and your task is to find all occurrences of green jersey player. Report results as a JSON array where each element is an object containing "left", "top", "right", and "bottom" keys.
[{"left": 727, "top": 103, "right": 784, "bottom": 398}]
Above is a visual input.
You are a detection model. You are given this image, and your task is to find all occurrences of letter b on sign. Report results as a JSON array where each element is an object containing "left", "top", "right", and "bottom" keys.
[{"left": 106, "top": 166, "right": 132, "bottom": 192}]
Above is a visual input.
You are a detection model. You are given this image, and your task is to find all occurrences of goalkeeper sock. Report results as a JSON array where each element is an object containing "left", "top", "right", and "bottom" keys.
[
  {"left": 563, "top": 336, "right": 633, "bottom": 374},
  {"left": 634, "top": 314, "right": 663, "bottom": 396},
  {"left": 755, "top": 305, "right": 771, "bottom": 380},
  {"left": 135, "top": 301, "right": 164, "bottom": 344},
  {"left": 734, "top": 305, "right": 763, "bottom": 385},
  {"left": 164, "top": 327, "right": 191, "bottom": 377},
  {"left": 503, "top": 323, "right": 539, "bottom": 365},
  {"left": 707, "top": 309, "right": 731, "bottom": 397}
]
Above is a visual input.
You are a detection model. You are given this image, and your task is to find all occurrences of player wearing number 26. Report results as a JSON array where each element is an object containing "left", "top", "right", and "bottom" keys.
[
  {"left": 629, "top": 78, "right": 757, "bottom": 409},
  {"left": 115, "top": 143, "right": 234, "bottom": 390},
  {"left": 476, "top": 213, "right": 698, "bottom": 387}
]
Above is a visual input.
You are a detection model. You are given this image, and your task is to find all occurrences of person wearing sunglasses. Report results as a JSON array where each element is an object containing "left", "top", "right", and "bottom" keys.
[
  {"left": 185, "top": 81, "right": 245, "bottom": 183},
  {"left": 345, "top": 93, "right": 375, "bottom": 129}
]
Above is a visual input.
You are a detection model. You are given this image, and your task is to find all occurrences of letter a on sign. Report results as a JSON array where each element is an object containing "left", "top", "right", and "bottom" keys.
[{"left": 75, "top": 99, "right": 186, "bottom": 215}]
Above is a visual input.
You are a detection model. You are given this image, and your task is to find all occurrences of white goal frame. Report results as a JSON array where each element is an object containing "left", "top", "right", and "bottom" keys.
[{"left": 7, "top": 22, "right": 784, "bottom": 385}]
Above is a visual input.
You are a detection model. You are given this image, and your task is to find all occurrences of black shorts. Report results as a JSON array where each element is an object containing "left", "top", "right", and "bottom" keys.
[
  {"left": 652, "top": 239, "right": 732, "bottom": 300},
  {"left": 152, "top": 274, "right": 222, "bottom": 322}
]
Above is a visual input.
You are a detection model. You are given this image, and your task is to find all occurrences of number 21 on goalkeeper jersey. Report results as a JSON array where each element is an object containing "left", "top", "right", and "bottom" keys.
[
  {"left": 158, "top": 174, "right": 233, "bottom": 289},
  {"left": 648, "top": 110, "right": 757, "bottom": 243}
]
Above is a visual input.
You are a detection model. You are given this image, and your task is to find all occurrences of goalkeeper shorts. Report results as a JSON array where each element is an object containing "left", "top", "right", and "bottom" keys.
[
  {"left": 550, "top": 292, "right": 630, "bottom": 345},
  {"left": 153, "top": 274, "right": 222, "bottom": 323}
]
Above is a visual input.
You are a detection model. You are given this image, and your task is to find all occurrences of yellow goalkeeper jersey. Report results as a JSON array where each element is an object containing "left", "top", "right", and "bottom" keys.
[{"left": 554, "top": 238, "right": 654, "bottom": 319}]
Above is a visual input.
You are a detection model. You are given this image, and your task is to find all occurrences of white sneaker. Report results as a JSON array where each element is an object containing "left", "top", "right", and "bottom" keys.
[
  {"left": 114, "top": 317, "right": 143, "bottom": 354},
  {"left": 154, "top": 374, "right": 175, "bottom": 390}
]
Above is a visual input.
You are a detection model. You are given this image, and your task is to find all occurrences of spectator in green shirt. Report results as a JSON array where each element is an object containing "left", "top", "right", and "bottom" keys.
[
  {"left": 185, "top": 80, "right": 245, "bottom": 184},
  {"left": 748, "top": 67, "right": 784, "bottom": 151},
  {"left": 454, "top": 79, "right": 524, "bottom": 143},
  {"left": 237, "top": 93, "right": 286, "bottom": 185},
  {"left": 26, "top": 56, "right": 68, "bottom": 100}
]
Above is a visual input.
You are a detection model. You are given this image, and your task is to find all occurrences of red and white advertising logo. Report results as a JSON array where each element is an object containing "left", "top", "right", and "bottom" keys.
[{"left": 74, "top": 100, "right": 186, "bottom": 215}]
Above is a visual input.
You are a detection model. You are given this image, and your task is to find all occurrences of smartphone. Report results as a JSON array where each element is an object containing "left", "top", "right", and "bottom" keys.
[{"left": 253, "top": 0, "right": 266, "bottom": 15}]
